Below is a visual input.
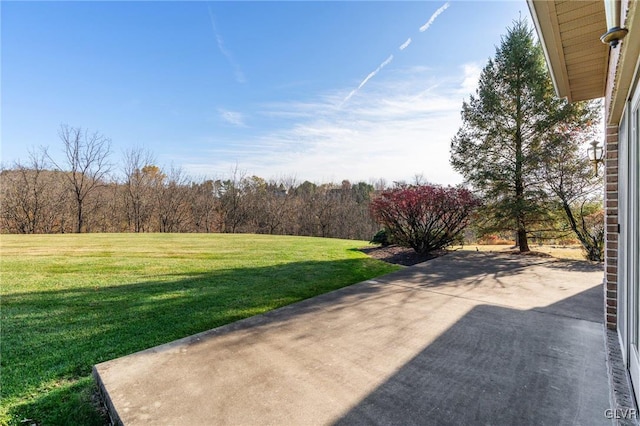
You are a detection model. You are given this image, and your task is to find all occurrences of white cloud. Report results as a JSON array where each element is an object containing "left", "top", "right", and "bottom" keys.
[
  {"left": 218, "top": 109, "right": 246, "bottom": 127},
  {"left": 181, "top": 67, "right": 474, "bottom": 185},
  {"left": 419, "top": 2, "right": 450, "bottom": 32},
  {"left": 399, "top": 38, "right": 412, "bottom": 50},
  {"left": 459, "top": 63, "right": 481, "bottom": 96}
]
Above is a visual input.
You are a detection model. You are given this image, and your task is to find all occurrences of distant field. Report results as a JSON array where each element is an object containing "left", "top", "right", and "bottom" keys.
[
  {"left": 458, "top": 243, "right": 588, "bottom": 261},
  {"left": 0, "top": 233, "right": 399, "bottom": 425}
]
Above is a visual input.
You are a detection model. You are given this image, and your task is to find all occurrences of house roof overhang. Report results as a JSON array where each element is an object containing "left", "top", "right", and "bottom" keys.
[{"left": 527, "top": 0, "right": 609, "bottom": 103}]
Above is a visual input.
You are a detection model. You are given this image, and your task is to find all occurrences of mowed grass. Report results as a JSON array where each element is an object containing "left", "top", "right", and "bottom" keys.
[{"left": 0, "top": 233, "right": 400, "bottom": 425}]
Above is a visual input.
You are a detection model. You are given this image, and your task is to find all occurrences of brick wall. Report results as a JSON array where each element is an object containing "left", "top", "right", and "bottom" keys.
[{"left": 605, "top": 124, "right": 619, "bottom": 330}]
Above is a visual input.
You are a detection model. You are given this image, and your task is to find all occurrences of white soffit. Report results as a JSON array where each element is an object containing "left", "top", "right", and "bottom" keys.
[{"left": 528, "top": 0, "right": 608, "bottom": 102}]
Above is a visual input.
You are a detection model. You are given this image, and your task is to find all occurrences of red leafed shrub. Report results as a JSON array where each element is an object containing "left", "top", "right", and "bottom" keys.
[{"left": 370, "top": 184, "right": 481, "bottom": 254}]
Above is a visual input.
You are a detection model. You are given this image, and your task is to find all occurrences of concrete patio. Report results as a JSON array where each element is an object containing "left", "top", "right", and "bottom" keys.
[{"left": 94, "top": 251, "right": 614, "bottom": 425}]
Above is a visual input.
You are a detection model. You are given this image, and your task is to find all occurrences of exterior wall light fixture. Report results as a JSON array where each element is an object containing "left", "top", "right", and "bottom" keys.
[
  {"left": 588, "top": 140, "right": 605, "bottom": 176},
  {"left": 601, "top": 0, "right": 629, "bottom": 47}
]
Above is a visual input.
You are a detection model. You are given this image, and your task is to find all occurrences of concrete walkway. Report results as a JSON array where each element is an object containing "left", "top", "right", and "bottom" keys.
[{"left": 94, "top": 252, "right": 610, "bottom": 425}]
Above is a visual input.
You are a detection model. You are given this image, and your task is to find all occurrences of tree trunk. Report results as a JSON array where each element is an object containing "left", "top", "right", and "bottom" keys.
[
  {"left": 517, "top": 226, "right": 529, "bottom": 252},
  {"left": 561, "top": 201, "right": 603, "bottom": 261},
  {"left": 514, "top": 86, "right": 530, "bottom": 253},
  {"left": 76, "top": 198, "right": 83, "bottom": 233}
]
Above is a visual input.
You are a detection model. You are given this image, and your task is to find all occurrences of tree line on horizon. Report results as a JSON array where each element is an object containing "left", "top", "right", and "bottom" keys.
[{"left": 0, "top": 133, "right": 389, "bottom": 239}]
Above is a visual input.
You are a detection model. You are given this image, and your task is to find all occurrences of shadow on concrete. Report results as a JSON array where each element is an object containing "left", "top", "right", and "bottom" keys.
[
  {"left": 377, "top": 252, "right": 554, "bottom": 290},
  {"left": 334, "top": 285, "right": 609, "bottom": 426},
  {"left": 544, "top": 259, "right": 604, "bottom": 273},
  {"left": 532, "top": 283, "right": 604, "bottom": 323}
]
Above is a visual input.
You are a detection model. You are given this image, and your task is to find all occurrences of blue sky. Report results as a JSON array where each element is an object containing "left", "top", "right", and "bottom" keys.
[{"left": 2, "top": 1, "right": 529, "bottom": 185}]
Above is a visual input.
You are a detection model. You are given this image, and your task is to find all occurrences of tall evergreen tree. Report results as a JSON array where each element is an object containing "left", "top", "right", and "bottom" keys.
[{"left": 450, "top": 19, "right": 597, "bottom": 252}]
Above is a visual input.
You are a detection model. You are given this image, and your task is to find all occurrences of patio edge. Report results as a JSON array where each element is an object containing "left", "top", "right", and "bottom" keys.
[{"left": 606, "top": 326, "right": 639, "bottom": 425}]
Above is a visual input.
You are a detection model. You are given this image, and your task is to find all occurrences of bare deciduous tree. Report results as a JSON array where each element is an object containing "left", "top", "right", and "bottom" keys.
[
  {"left": 47, "top": 125, "right": 112, "bottom": 233},
  {"left": 123, "top": 147, "right": 156, "bottom": 232},
  {"left": 215, "top": 166, "right": 249, "bottom": 233},
  {"left": 190, "top": 179, "right": 218, "bottom": 233},
  {"left": 156, "top": 165, "right": 191, "bottom": 233},
  {"left": 0, "top": 150, "right": 50, "bottom": 233}
]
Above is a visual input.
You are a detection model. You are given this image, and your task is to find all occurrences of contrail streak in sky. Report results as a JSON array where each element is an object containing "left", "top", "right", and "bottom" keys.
[
  {"left": 420, "top": 2, "right": 450, "bottom": 32},
  {"left": 399, "top": 38, "right": 412, "bottom": 50},
  {"left": 342, "top": 54, "right": 394, "bottom": 105},
  {"left": 207, "top": 4, "right": 246, "bottom": 83},
  {"left": 341, "top": 2, "right": 450, "bottom": 107}
]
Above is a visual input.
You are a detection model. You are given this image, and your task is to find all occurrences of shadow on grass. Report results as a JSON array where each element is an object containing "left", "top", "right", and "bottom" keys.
[
  {"left": 5, "top": 378, "right": 107, "bottom": 426},
  {"left": 3, "top": 258, "right": 394, "bottom": 425}
]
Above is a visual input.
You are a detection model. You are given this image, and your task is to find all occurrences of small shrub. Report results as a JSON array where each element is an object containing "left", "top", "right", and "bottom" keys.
[{"left": 370, "top": 229, "right": 391, "bottom": 246}]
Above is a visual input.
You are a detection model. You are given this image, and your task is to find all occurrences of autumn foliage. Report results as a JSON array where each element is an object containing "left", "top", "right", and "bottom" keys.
[{"left": 370, "top": 184, "right": 480, "bottom": 254}]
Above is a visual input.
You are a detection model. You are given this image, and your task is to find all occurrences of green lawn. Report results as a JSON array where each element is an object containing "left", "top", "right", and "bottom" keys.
[{"left": 0, "top": 233, "right": 399, "bottom": 425}]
